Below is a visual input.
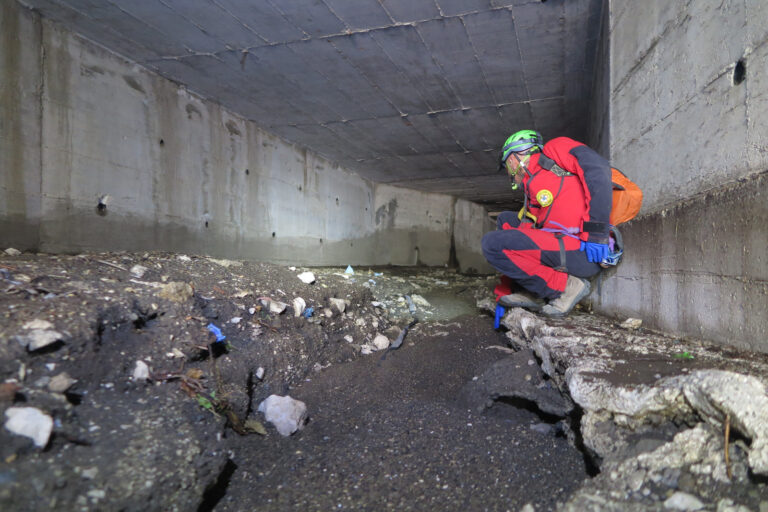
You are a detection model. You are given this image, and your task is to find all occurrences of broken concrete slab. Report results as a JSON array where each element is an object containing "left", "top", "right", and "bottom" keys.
[{"left": 479, "top": 300, "right": 768, "bottom": 510}]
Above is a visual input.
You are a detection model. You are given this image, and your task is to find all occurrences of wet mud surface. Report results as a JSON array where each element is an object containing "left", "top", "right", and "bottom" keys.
[{"left": 0, "top": 251, "right": 589, "bottom": 511}]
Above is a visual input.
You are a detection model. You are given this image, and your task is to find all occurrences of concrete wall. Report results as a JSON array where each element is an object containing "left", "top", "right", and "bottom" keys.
[
  {"left": 0, "top": 1, "right": 488, "bottom": 271},
  {"left": 596, "top": 0, "right": 768, "bottom": 352}
]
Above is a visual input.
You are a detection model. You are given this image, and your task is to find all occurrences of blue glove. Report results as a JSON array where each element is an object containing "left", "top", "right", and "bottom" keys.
[{"left": 580, "top": 241, "right": 610, "bottom": 263}]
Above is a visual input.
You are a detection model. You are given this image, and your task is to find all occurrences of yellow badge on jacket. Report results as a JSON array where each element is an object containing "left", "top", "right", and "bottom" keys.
[{"left": 536, "top": 189, "right": 553, "bottom": 207}]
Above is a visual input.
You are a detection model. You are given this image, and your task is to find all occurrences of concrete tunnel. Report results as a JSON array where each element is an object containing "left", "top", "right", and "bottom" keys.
[
  {"left": 3, "top": 1, "right": 768, "bottom": 510},
  {"left": 1, "top": 2, "right": 767, "bottom": 351}
]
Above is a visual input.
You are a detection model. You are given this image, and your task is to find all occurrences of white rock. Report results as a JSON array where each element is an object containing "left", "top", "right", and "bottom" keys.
[
  {"left": 130, "top": 265, "right": 148, "bottom": 278},
  {"left": 292, "top": 297, "right": 306, "bottom": 317},
  {"left": 620, "top": 317, "right": 643, "bottom": 330},
  {"left": 411, "top": 294, "right": 431, "bottom": 308},
  {"left": 248, "top": 307, "right": 256, "bottom": 315},
  {"left": 48, "top": 372, "right": 77, "bottom": 393},
  {"left": 269, "top": 300, "right": 287, "bottom": 315},
  {"left": 344, "top": 335, "right": 353, "bottom": 343},
  {"left": 297, "top": 271, "right": 316, "bottom": 284},
  {"left": 323, "top": 308, "right": 333, "bottom": 318},
  {"left": 372, "top": 334, "right": 390, "bottom": 351},
  {"left": 4, "top": 407, "right": 53, "bottom": 447},
  {"left": 329, "top": 298, "right": 346, "bottom": 314},
  {"left": 230, "top": 317, "right": 242, "bottom": 324},
  {"left": 177, "top": 254, "right": 191, "bottom": 262},
  {"left": 4, "top": 248, "right": 21, "bottom": 256},
  {"left": 371, "top": 301, "right": 384, "bottom": 308},
  {"left": 255, "top": 367, "right": 265, "bottom": 380},
  {"left": 257, "top": 395, "right": 308, "bottom": 436},
  {"left": 23, "top": 319, "right": 54, "bottom": 330},
  {"left": 133, "top": 361, "right": 150, "bottom": 381},
  {"left": 664, "top": 491, "right": 705, "bottom": 510},
  {"left": 17, "top": 329, "right": 64, "bottom": 351},
  {"left": 360, "top": 345, "right": 373, "bottom": 355}
]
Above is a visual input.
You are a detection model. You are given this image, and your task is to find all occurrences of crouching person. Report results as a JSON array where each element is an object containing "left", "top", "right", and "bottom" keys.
[{"left": 482, "top": 130, "right": 613, "bottom": 317}]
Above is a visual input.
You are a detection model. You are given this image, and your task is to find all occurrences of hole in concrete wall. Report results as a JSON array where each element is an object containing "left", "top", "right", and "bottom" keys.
[
  {"left": 159, "top": 139, "right": 164, "bottom": 146},
  {"left": 298, "top": 185, "right": 302, "bottom": 191},
  {"left": 272, "top": 232, "right": 276, "bottom": 238},
  {"left": 335, "top": 198, "right": 339, "bottom": 206},
  {"left": 245, "top": 169, "right": 249, "bottom": 176},
  {"left": 733, "top": 59, "right": 746, "bottom": 85},
  {"left": 205, "top": 221, "right": 209, "bottom": 228},
  {"left": 319, "top": 238, "right": 323, "bottom": 244}
]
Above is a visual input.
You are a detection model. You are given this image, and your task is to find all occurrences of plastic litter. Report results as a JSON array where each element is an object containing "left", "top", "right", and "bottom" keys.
[
  {"left": 673, "top": 351, "right": 694, "bottom": 359},
  {"left": 374, "top": 272, "right": 383, "bottom": 277},
  {"left": 494, "top": 304, "right": 506, "bottom": 329},
  {"left": 344, "top": 265, "right": 354, "bottom": 274},
  {"left": 303, "top": 307, "right": 314, "bottom": 318},
  {"left": 206, "top": 323, "right": 226, "bottom": 342}
]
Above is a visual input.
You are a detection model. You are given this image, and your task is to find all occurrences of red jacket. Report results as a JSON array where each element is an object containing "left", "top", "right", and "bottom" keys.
[{"left": 519, "top": 137, "right": 612, "bottom": 244}]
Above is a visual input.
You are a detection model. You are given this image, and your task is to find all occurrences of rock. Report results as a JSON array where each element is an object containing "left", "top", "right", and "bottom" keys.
[
  {"left": 230, "top": 317, "right": 242, "bottom": 324},
  {"left": 4, "top": 248, "right": 21, "bottom": 256},
  {"left": 411, "top": 294, "right": 431, "bottom": 308},
  {"left": 292, "top": 297, "right": 306, "bottom": 317},
  {"left": 0, "top": 382, "right": 21, "bottom": 402},
  {"left": 129, "top": 265, "right": 148, "bottom": 278},
  {"left": 329, "top": 298, "right": 346, "bottom": 314},
  {"left": 48, "top": 372, "right": 77, "bottom": 393},
  {"left": 269, "top": 300, "right": 287, "bottom": 315},
  {"left": 297, "top": 271, "right": 316, "bottom": 284},
  {"left": 133, "top": 361, "right": 150, "bottom": 381},
  {"left": 372, "top": 334, "right": 390, "bottom": 351},
  {"left": 257, "top": 395, "right": 308, "bottom": 436},
  {"left": 157, "top": 282, "right": 193, "bottom": 302},
  {"left": 22, "top": 319, "right": 54, "bottom": 330},
  {"left": 620, "top": 317, "right": 643, "bottom": 330},
  {"left": 344, "top": 335, "right": 353, "bottom": 343},
  {"left": 16, "top": 329, "right": 64, "bottom": 351},
  {"left": 4, "top": 407, "right": 53, "bottom": 447},
  {"left": 255, "top": 367, "right": 265, "bottom": 380},
  {"left": 664, "top": 491, "right": 705, "bottom": 510},
  {"left": 530, "top": 423, "right": 553, "bottom": 435},
  {"left": 208, "top": 258, "right": 242, "bottom": 268},
  {"left": 520, "top": 504, "right": 535, "bottom": 512},
  {"left": 360, "top": 345, "right": 374, "bottom": 355}
]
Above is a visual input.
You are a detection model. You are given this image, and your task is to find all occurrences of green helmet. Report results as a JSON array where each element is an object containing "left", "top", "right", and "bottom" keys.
[{"left": 501, "top": 129, "right": 543, "bottom": 162}]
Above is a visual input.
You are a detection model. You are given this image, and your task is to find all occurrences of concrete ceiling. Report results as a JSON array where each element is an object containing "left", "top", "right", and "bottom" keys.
[{"left": 20, "top": 0, "right": 604, "bottom": 209}]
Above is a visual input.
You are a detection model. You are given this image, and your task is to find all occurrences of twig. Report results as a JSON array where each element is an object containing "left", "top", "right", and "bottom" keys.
[
  {"left": 95, "top": 259, "right": 128, "bottom": 271},
  {"left": 725, "top": 413, "right": 732, "bottom": 479}
]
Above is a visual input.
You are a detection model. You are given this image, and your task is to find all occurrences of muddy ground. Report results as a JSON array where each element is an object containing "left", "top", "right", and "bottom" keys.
[{"left": 1, "top": 250, "right": 590, "bottom": 511}]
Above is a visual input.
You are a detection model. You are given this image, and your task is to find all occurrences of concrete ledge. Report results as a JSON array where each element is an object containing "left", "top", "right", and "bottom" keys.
[{"left": 480, "top": 301, "right": 768, "bottom": 510}]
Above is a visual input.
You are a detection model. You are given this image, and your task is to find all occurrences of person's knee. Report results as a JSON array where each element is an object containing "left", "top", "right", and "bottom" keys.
[
  {"left": 497, "top": 211, "right": 520, "bottom": 230},
  {"left": 481, "top": 231, "right": 502, "bottom": 258}
]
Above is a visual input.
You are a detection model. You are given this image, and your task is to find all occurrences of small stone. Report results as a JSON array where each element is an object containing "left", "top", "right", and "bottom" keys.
[
  {"left": 255, "top": 367, "right": 265, "bottom": 380},
  {"left": 344, "top": 335, "right": 353, "bottom": 343},
  {"left": 4, "top": 407, "right": 53, "bottom": 447},
  {"left": 87, "top": 489, "right": 105, "bottom": 500},
  {"left": 620, "top": 317, "right": 643, "bottom": 330},
  {"left": 292, "top": 297, "right": 306, "bottom": 317},
  {"left": 268, "top": 300, "right": 287, "bottom": 315},
  {"left": 530, "top": 423, "right": 552, "bottom": 435},
  {"left": 22, "top": 319, "right": 54, "bottom": 330},
  {"left": 16, "top": 329, "right": 64, "bottom": 351},
  {"left": 411, "top": 294, "right": 431, "bottom": 307},
  {"left": 360, "top": 345, "right": 373, "bottom": 355},
  {"left": 129, "top": 265, "right": 148, "bottom": 278},
  {"left": 297, "top": 272, "right": 316, "bottom": 284},
  {"left": 157, "top": 282, "right": 193, "bottom": 303},
  {"left": 323, "top": 309, "right": 333, "bottom": 318},
  {"left": 81, "top": 467, "right": 98, "bottom": 480},
  {"left": 258, "top": 395, "right": 308, "bottom": 436},
  {"left": 329, "top": 298, "right": 346, "bottom": 314},
  {"left": 48, "top": 373, "right": 77, "bottom": 393},
  {"left": 230, "top": 317, "right": 242, "bottom": 324},
  {"left": 133, "top": 361, "right": 150, "bottom": 382},
  {"left": 4, "top": 248, "right": 21, "bottom": 256},
  {"left": 372, "top": 334, "right": 390, "bottom": 351},
  {"left": 177, "top": 255, "right": 191, "bottom": 262},
  {"left": 664, "top": 491, "right": 705, "bottom": 510}
]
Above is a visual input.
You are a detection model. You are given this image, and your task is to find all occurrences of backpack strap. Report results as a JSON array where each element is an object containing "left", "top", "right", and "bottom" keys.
[{"left": 538, "top": 154, "right": 574, "bottom": 177}]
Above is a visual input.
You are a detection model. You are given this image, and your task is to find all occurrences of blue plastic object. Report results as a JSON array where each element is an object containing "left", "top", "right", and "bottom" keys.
[
  {"left": 580, "top": 241, "right": 611, "bottom": 263},
  {"left": 303, "top": 307, "right": 314, "bottom": 318},
  {"left": 494, "top": 304, "right": 506, "bottom": 329},
  {"left": 206, "top": 323, "right": 226, "bottom": 342},
  {"left": 345, "top": 265, "right": 354, "bottom": 274}
]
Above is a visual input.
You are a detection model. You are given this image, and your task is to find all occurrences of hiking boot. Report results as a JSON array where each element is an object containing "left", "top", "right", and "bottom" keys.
[
  {"left": 499, "top": 291, "right": 544, "bottom": 311},
  {"left": 541, "top": 275, "right": 591, "bottom": 317}
]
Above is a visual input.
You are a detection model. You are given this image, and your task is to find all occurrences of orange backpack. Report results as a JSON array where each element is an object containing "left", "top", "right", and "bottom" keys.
[{"left": 609, "top": 167, "right": 643, "bottom": 225}]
